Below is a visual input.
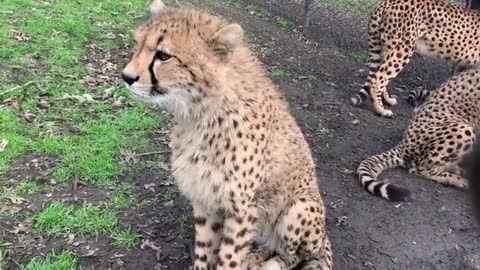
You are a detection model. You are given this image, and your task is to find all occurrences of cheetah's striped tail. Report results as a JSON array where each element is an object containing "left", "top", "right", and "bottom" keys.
[
  {"left": 356, "top": 147, "right": 411, "bottom": 201},
  {"left": 407, "top": 88, "right": 431, "bottom": 107}
]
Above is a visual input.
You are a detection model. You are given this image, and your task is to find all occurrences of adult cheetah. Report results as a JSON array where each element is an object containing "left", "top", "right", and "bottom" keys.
[
  {"left": 121, "top": 1, "right": 333, "bottom": 269},
  {"left": 356, "top": 69, "right": 479, "bottom": 201},
  {"left": 351, "top": 0, "right": 480, "bottom": 118}
]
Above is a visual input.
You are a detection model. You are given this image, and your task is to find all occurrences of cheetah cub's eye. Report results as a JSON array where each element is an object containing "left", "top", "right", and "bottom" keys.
[{"left": 155, "top": 51, "right": 172, "bottom": 61}]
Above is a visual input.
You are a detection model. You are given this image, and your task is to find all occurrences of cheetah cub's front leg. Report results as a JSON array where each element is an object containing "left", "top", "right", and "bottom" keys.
[
  {"left": 193, "top": 206, "right": 224, "bottom": 270},
  {"left": 217, "top": 209, "right": 258, "bottom": 270}
]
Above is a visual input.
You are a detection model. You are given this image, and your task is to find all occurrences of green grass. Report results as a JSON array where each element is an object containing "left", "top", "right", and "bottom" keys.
[
  {"left": 111, "top": 227, "right": 142, "bottom": 248},
  {"left": 33, "top": 202, "right": 141, "bottom": 247},
  {"left": 231, "top": 0, "right": 244, "bottom": 8},
  {"left": 0, "top": 0, "right": 165, "bottom": 185},
  {"left": 106, "top": 183, "right": 149, "bottom": 209},
  {"left": 353, "top": 51, "right": 369, "bottom": 63},
  {"left": 16, "top": 180, "right": 42, "bottom": 194},
  {"left": 275, "top": 17, "right": 294, "bottom": 30},
  {"left": 271, "top": 69, "right": 290, "bottom": 80},
  {"left": 169, "top": 213, "right": 190, "bottom": 234},
  {"left": 34, "top": 202, "right": 118, "bottom": 236},
  {"left": 19, "top": 251, "right": 82, "bottom": 270},
  {"left": 0, "top": 246, "right": 11, "bottom": 269},
  {"left": 247, "top": 5, "right": 271, "bottom": 18},
  {"left": 160, "top": 187, "right": 179, "bottom": 202}
]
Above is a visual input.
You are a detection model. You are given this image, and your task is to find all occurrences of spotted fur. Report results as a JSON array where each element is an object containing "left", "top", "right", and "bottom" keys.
[
  {"left": 122, "top": 1, "right": 332, "bottom": 269},
  {"left": 351, "top": 0, "right": 480, "bottom": 118},
  {"left": 357, "top": 69, "right": 480, "bottom": 201}
]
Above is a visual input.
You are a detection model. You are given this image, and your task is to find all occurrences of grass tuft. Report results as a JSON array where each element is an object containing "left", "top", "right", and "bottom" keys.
[
  {"left": 271, "top": 69, "right": 290, "bottom": 80},
  {"left": 247, "top": 5, "right": 271, "bottom": 18},
  {"left": 275, "top": 16, "right": 294, "bottom": 30},
  {"left": 111, "top": 228, "right": 142, "bottom": 248},
  {"left": 33, "top": 202, "right": 118, "bottom": 236},
  {"left": 353, "top": 51, "right": 369, "bottom": 63},
  {"left": 19, "top": 250, "right": 82, "bottom": 270}
]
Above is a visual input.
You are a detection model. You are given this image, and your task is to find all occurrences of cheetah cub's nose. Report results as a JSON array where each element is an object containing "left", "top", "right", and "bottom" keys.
[{"left": 121, "top": 72, "right": 139, "bottom": 86}]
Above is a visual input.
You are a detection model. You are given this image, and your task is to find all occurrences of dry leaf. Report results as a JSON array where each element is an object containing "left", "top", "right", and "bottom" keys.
[
  {"left": 0, "top": 139, "right": 8, "bottom": 152},
  {"left": 11, "top": 29, "right": 31, "bottom": 41},
  {"left": 9, "top": 195, "right": 27, "bottom": 205},
  {"left": 121, "top": 149, "right": 139, "bottom": 164},
  {"left": 144, "top": 183, "right": 156, "bottom": 192},
  {"left": 22, "top": 112, "right": 37, "bottom": 123},
  {"left": 9, "top": 223, "right": 27, "bottom": 234}
]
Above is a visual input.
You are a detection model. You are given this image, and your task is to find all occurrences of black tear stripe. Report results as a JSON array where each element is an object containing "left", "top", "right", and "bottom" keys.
[
  {"left": 149, "top": 35, "right": 164, "bottom": 96},
  {"left": 148, "top": 57, "right": 163, "bottom": 96}
]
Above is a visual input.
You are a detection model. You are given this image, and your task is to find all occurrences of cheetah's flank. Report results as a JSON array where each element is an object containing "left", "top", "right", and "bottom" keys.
[
  {"left": 352, "top": 0, "right": 480, "bottom": 118},
  {"left": 357, "top": 69, "right": 479, "bottom": 201},
  {"left": 121, "top": 1, "right": 333, "bottom": 269}
]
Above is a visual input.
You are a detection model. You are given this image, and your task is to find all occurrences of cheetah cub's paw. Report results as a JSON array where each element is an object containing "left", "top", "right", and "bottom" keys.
[
  {"left": 261, "top": 260, "right": 281, "bottom": 270},
  {"left": 377, "top": 108, "right": 394, "bottom": 118}
]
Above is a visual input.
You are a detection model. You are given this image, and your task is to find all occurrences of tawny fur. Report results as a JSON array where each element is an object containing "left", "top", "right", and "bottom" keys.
[
  {"left": 122, "top": 1, "right": 332, "bottom": 269},
  {"left": 352, "top": 0, "right": 480, "bottom": 118},
  {"left": 357, "top": 69, "right": 480, "bottom": 201}
]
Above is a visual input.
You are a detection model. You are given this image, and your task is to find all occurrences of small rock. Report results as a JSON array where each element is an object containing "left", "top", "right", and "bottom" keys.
[{"left": 464, "top": 253, "right": 480, "bottom": 270}]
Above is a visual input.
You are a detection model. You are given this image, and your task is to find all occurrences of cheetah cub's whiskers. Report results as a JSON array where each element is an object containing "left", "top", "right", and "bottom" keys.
[
  {"left": 122, "top": 1, "right": 332, "bottom": 269},
  {"left": 357, "top": 69, "right": 480, "bottom": 201},
  {"left": 353, "top": 0, "right": 480, "bottom": 117}
]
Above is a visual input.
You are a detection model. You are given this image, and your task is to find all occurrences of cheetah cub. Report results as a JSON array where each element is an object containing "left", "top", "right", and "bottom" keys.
[
  {"left": 352, "top": 0, "right": 480, "bottom": 118},
  {"left": 356, "top": 69, "right": 480, "bottom": 201},
  {"left": 122, "top": 1, "right": 333, "bottom": 269}
]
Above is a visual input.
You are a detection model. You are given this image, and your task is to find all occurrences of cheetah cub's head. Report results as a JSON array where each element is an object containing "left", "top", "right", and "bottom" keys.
[{"left": 122, "top": 0, "right": 244, "bottom": 117}]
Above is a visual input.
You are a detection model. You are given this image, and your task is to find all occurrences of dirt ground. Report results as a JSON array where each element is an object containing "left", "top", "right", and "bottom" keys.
[{"left": 3, "top": 0, "right": 480, "bottom": 269}]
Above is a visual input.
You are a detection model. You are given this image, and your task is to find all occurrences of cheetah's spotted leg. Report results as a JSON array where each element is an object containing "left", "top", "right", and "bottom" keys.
[
  {"left": 415, "top": 167, "right": 468, "bottom": 189},
  {"left": 414, "top": 123, "right": 475, "bottom": 189},
  {"left": 242, "top": 245, "right": 272, "bottom": 270},
  {"left": 257, "top": 252, "right": 302, "bottom": 270},
  {"left": 242, "top": 246, "right": 272, "bottom": 270},
  {"left": 217, "top": 210, "right": 257, "bottom": 270},
  {"left": 303, "top": 235, "right": 333, "bottom": 270},
  {"left": 193, "top": 206, "right": 223, "bottom": 270},
  {"left": 369, "top": 40, "right": 415, "bottom": 117}
]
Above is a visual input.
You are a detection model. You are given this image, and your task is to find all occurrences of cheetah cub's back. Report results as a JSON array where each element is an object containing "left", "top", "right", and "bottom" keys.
[
  {"left": 357, "top": 69, "right": 480, "bottom": 201},
  {"left": 122, "top": 1, "right": 332, "bottom": 269}
]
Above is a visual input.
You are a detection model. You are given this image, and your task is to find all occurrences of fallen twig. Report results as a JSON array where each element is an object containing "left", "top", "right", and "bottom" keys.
[
  {"left": 134, "top": 150, "right": 169, "bottom": 157},
  {"left": 0, "top": 81, "right": 35, "bottom": 96}
]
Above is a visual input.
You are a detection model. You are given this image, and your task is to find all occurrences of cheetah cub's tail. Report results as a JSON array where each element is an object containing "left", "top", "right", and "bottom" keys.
[{"left": 356, "top": 147, "right": 411, "bottom": 201}]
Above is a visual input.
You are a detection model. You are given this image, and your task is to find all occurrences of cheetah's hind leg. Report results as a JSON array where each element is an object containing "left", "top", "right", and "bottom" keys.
[
  {"left": 414, "top": 123, "right": 475, "bottom": 189},
  {"left": 242, "top": 244, "right": 272, "bottom": 270}
]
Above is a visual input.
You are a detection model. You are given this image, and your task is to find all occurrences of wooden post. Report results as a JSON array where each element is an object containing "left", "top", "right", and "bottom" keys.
[{"left": 304, "top": 0, "right": 315, "bottom": 27}]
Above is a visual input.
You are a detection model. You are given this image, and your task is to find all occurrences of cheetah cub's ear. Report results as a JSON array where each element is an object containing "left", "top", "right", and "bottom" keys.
[
  {"left": 150, "top": 0, "right": 166, "bottom": 16},
  {"left": 211, "top": 23, "right": 244, "bottom": 61}
]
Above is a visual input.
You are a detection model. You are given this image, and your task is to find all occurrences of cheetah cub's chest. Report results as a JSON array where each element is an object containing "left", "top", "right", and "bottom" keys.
[{"left": 170, "top": 125, "right": 230, "bottom": 212}]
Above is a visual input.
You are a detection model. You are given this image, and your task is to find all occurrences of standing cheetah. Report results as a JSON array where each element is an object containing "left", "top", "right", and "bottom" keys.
[
  {"left": 121, "top": 1, "right": 333, "bottom": 269},
  {"left": 351, "top": 0, "right": 480, "bottom": 118},
  {"left": 356, "top": 69, "right": 479, "bottom": 201}
]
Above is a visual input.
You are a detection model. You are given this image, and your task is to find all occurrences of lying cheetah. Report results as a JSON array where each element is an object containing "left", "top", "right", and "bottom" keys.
[
  {"left": 356, "top": 69, "right": 479, "bottom": 201},
  {"left": 122, "top": 1, "right": 332, "bottom": 269},
  {"left": 351, "top": 0, "right": 480, "bottom": 118}
]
